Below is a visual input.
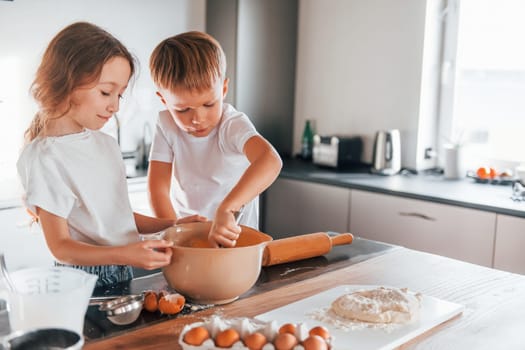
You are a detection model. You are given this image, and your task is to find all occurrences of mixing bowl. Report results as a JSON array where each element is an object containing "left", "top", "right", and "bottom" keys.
[{"left": 163, "top": 222, "right": 272, "bottom": 305}]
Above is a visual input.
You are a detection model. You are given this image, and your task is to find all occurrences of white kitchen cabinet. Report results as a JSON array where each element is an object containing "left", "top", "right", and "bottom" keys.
[
  {"left": 0, "top": 207, "right": 54, "bottom": 271},
  {"left": 263, "top": 178, "right": 350, "bottom": 238},
  {"left": 349, "top": 189, "right": 496, "bottom": 267},
  {"left": 494, "top": 214, "right": 525, "bottom": 274}
]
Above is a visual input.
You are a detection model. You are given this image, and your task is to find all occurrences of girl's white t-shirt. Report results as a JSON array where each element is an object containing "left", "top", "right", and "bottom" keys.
[
  {"left": 17, "top": 130, "right": 138, "bottom": 246},
  {"left": 149, "top": 103, "right": 260, "bottom": 228}
]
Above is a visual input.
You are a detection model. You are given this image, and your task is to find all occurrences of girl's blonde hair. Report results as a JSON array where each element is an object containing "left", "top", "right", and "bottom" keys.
[
  {"left": 149, "top": 31, "right": 226, "bottom": 92},
  {"left": 25, "top": 21, "right": 135, "bottom": 142}
]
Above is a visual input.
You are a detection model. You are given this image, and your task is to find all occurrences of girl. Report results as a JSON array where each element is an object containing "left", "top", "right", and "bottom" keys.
[{"left": 16, "top": 22, "right": 204, "bottom": 287}]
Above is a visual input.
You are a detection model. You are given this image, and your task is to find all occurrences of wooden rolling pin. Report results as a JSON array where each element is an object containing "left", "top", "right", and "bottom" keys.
[{"left": 261, "top": 232, "right": 354, "bottom": 267}]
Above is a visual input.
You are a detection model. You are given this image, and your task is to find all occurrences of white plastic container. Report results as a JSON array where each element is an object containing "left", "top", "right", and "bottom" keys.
[{"left": 6, "top": 267, "right": 97, "bottom": 334}]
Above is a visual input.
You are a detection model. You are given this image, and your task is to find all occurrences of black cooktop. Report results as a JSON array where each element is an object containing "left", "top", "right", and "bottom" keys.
[{"left": 83, "top": 237, "right": 395, "bottom": 342}]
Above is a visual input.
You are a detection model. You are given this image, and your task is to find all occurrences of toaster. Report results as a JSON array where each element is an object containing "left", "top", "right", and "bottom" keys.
[{"left": 312, "top": 135, "right": 363, "bottom": 168}]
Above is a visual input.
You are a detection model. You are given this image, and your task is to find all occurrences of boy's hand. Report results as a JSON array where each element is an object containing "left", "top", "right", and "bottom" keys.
[
  {"left": 208, "top": 210, "right": 241, "bottom": 248},
  {"left": 175, "top": 214, "right": 208, "bottom": 224}
]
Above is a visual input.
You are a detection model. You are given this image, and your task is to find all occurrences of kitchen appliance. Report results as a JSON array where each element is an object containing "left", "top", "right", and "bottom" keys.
[
  {"left": 372, "top": 129, "right": 401, "bottom": 175},
  {"left": 312, "top": 135, "right": 363, "bottom": 169}
]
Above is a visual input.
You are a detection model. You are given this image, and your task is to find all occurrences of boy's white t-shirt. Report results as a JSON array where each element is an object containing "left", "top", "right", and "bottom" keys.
[
  {"left": 149, "top": 103, "right": 260, "bottom": 228},
  {"left": 17, "top": 130, "right": 138, "bottom": 246}
]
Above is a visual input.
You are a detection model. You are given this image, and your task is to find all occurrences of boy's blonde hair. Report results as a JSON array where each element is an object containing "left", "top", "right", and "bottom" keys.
[{"left": 149, "top": 31, "right": 226, "bottom": 92}]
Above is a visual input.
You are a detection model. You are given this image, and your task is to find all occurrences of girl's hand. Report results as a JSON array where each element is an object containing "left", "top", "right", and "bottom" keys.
[
  {"left": 175, "top": 214, "right": 208, "bottom": 224},
  {"left": 126, "top": 239, "right": 174, "bottom": 270},
  {"left": 208, "top": 210, "right": 241, "bottom": 248}
]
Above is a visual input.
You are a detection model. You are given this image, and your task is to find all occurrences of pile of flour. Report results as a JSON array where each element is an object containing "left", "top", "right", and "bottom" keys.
[{"left": 308, "top": 287, "right": 422, "bottom": 332}]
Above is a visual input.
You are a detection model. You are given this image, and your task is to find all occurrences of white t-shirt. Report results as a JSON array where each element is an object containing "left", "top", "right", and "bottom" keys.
[
  {"left": 17, "top": 130, "right": 138, "bottom": 246},
  {"left": 149, "top": 103, "right": 260, "bottom": 228}
]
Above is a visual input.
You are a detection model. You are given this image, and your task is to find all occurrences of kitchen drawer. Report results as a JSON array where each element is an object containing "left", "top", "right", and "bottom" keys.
[
  {"left": 349, "top": 190, "right": 496, "bottom": 267},
  {"left": 494, "top": 214, "right": 525, "bottom": 274},
  {"left": 264, "top": 178, "right": 350, "bottom": 238}
]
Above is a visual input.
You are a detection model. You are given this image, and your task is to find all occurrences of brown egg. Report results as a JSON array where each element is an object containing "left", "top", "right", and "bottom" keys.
[
  {"left": 278, "top": 323, "right": 296, "bottom": 335},
  {"left": 158, "top": 293, "right": 185, "bottom": 314},
  {"left": 215, "top": 328, "right": 240, "bottom": 348},
  {"left": 308, "top": 325, "right": 330, "bottom": 340},
  {"left": 183, "top": 326, "right": 210, "bottom": 346},
  {"left": 143, "top": 291, "right": 158, "bottom": 312},
  {"left": 243, "top": 332, "right": 267, "bottom": 350},
  {"left": 302, "top": 335, "right": 328, "bottom": 350},
  {"left": 274, "top": 332, "right": 298, "bottom": 350}
]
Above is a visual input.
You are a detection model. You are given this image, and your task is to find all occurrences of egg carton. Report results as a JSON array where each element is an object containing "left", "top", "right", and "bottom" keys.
[{"left": 178, "top": 315, "right": 329, "bottom": 350}]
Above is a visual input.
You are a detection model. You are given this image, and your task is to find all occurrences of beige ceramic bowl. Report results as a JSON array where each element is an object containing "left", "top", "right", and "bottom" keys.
[{"left": 163, "top": 222, "right": 272, "bottom": 305}]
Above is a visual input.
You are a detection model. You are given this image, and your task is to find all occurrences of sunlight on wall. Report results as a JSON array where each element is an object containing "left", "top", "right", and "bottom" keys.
[{"left": 0, "top": 56, "right": 23, "bottom": 181}]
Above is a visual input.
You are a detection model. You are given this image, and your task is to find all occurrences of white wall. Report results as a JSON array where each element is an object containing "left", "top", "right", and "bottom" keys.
[
  {"left": 0, "top": 0, "right": 205, "bottom": 160},
  {"left": 294, "top": 0, "right": 432, "bottom": 169}
]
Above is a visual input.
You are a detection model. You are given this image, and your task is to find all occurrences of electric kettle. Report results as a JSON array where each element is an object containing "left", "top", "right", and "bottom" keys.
[{"left": 372, "top": 129, "right": 401, "bottom": 175}]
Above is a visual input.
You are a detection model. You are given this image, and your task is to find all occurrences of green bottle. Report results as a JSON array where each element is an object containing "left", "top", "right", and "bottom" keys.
[{"left": 301, "top": 120, "right": 314, "bottom": 160}]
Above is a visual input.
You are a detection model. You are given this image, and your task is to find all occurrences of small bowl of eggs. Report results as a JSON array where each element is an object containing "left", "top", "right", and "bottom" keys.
[{"left": 178, "top": 316, "right": 332, "bottom": 350}]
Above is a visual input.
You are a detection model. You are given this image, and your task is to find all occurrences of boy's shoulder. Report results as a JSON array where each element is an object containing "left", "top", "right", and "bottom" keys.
[{"left": 221, "top": 103, "right": 252, "bottom": 125}]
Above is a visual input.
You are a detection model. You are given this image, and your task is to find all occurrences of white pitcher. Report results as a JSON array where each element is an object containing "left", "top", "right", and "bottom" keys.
[{"left": 2, "top": 266, "right": 97, "bottom": 334}]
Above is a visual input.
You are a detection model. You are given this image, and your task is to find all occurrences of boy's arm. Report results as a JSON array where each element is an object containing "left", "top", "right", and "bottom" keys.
[
  {"left": 148, "top": 160, "right": 178, "bottom": 219},
  {"left": 209, "top": 135, "right": 281, "bottom": 247},
  {"left": 219, "top": 135, "right": 283, "bottom": 212},
  {"left": 133, "top": 212, "right": 175, "bottom": 233},
  {"left": 133, "top": 212, "right": 207, "bottom": 234}
]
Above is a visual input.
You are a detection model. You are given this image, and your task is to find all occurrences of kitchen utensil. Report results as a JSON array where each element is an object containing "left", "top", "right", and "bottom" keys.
[
  {"left": 233, "top": 205, "right": 244, "bottom": 224},
  {"left": 0, "top": 328, "right": 84, "bottom": 350},
  {"left": 89, "top": 293, "right": 143, "bottom": 306},
  {"left": 372, "top": 129, "right": 401, "bottom": 175},
  {"left": 256, "top": 285, "right": 464, "bottom": 350},
  {"left": 162, "top": 222, "right": 354, "bottom": 305},
  {"left": 6, "top": 267, "right": 97, "bottom": 334},
  {"left": 163, "top": 222, "right": 272, "bottom": 305},
  {"left": 262, "top": 232, "right": 353, "bottom": 266},
  {"left": 98, "top": 294, "right": 144, "bottom": 325},
  {"left": 0, "top": 254, "right": 16, "bottom": 293}
]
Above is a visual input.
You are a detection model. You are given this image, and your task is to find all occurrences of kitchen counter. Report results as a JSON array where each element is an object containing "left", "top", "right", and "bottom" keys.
[
  {"left": 3, "top": 159, "right": 524, "bottom": 218},
  {"left": 279, "top": 158, "right": 525, "bottom": 218},
  {"left": 83, "top": 245, "right": 525, "bottom": 350},
  {"left": 83, "top": 237, "right": 395, "bottom": 341}
]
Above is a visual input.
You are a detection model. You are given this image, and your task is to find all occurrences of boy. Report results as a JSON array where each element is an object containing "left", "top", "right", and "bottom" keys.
[{"left": 148, "top": 31, "right": 282, "bottom": 248}]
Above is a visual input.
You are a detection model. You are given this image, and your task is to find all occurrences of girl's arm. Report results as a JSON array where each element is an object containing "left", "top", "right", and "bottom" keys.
[
  {"left": 148, "top": 160, "right": 178, "bottom": 219},
  {"left": 37, "top": 207, "right": 173, "bottom": 270},
  {"left": 209, "top": 135, "right": 282, "bottom": 247}
]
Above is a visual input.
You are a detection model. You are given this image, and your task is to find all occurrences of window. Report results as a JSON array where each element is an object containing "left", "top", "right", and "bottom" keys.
[{"left": 439, "top": 0, "right": 525, "bottom": 171}]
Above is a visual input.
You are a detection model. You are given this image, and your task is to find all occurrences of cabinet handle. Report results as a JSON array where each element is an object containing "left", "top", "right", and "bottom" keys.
[{"left": 398, "top": 212, "right": 436, "bottom": 221}]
